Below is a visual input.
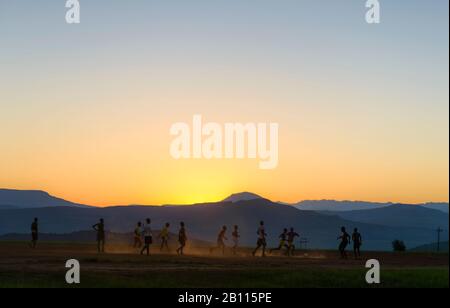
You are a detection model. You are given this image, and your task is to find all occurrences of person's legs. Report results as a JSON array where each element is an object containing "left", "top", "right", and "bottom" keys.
[
  {"left": 31, "top": 234, "right": 37, "bottom": 248},
  {"left": 141, "top": 243, "right": 147, "bottom": 255},
  {"left": 164, "top": 239, "right": 168, "bottom": 251},
  {"left": 342, "top": 244, "right": 347, "bottom": 259},
  {"left": 270, "top": 244, "right": 282, "bottom": 253},
  {"left": 177, "top": 241, "right": 185, "bottom": 255},
  {"left": 164, "top": 239, "right": 170, "bottom": 251},
  {"left": 355, "top": 245, "right": 361, "bottom": 258},
  {"left": 285, "top": 243, "right": 290, "bottom": 256},
  {"left": 137, "top": 237, "right": 142, "bottom": 248},
  {"left": 339, "top": 243, "right": 345, "bottom": 258},
  {"left": 252, "top": 244, "right": 261, "bottom": 256},
  {"left": 145, "top": 237, "right": 151, "bottom": 255},
  {"left": 288, "top": 243, "right": 295, "bottom": 256},
  {"left": 145, "top": 243, "right": 150, "bottom": 255}
]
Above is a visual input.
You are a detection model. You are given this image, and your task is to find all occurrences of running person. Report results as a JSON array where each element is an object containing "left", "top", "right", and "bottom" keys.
[
  {"left": 337, "top": 226, "right": 351, "bottom": 259},
  {"left": 210, "top": 226, "right": 228, "bottom": 255},
  {"left": 176, "top": 222, "right": 187, "bottom": 255},
  {"left": 286, "top": 228, "right": 300, "bottom": 256},
  {"left": 231, "top": 225, "right": 240, "bottom": 255},
  {"left": 352, "top": 228, "right": 362, "bottom": 259},
  {"left": 252, "top": 221, "right": 267, "bottom": 257},
  {"left": 140, "top": 218, "right": 153, "bottom": 256},
  {"left": 270, "top": 228, "right": 288, "bottom": 254},
  {"left": 30, "top": 218, "right": 38, "bottom": 249},
  {"left": 92, "top": 218, "right": 105, "bottom": 253},
  {"left": 159, "top": 222, "right": 170, "bottom": 252},
  {"left": 133, "top": 222, "right": 143, "bottom": 248}
]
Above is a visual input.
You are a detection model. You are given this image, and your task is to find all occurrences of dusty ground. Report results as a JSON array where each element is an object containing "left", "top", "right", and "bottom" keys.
[{"left": 0, "top": 242, "right": 448, "bottom": 288}]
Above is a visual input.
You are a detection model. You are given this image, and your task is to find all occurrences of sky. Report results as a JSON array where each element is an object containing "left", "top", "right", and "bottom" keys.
[{"left": 0, "top": 0, "right": 448, "bottom": 206}]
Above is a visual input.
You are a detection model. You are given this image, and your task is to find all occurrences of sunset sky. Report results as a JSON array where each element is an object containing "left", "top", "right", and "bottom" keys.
[{"left": 0, "top": 0, "right": 448, "bottom": 206}]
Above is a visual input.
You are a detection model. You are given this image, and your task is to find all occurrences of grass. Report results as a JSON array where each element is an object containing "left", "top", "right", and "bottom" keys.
[
  {"left": 0, "top": 242, "right": 448, "bottom": 288},
  {"left": 0, "top": 267, "right": 448, "bottom": 288}
]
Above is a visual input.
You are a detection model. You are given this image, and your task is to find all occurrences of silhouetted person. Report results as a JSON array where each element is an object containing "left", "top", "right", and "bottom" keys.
[
  {"left": 337, "top": 226, "right": 351, "bottom": 259},
  {"left": 176, "top": 222, "right": 187, "bottom": 255},
  {"left": 232, "top": 225, "right": 240, "bottom": 255},
  {"left": 270, "top": 228, "right": 288, "bottom": 254},
  {"left": 30, "top": 218, "right": 38, "bottom": 249},
  {"left": 252, "top": 221, "right": 267, "bottom": 257},
  {"left": 210, "top": 226, "right": 228, "bottom": 255},
  {"left": 352, "top": 228, "right": 362, "bottom": 259},
  {"left": 286, "top": 228, "right": 300, "bottom": 256},
  {"left": 92, "top": 219, "right": 105, "bottom": 253},
  {"left": 159, "top": 222, "right": 170, "bottom": 252},
  {"left": 140, "top": 218, "right": 153, "bottom": 256},
  {"left": 134, "top": 222, "right": 143, "bottom": 248}
]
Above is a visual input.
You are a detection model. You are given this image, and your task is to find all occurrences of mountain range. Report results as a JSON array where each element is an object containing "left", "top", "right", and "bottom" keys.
[
  {"left": 0, "top": 189, "right": 448, "bottom": 251},
  {"left": 0, "top": 189, "right": 89, "bottom": 209},
  {"left": 320, "top": 204, "right": 449, "bottom": 229},
  {"left": 290, "top": 200, "right": 449, "bottom": 213}
]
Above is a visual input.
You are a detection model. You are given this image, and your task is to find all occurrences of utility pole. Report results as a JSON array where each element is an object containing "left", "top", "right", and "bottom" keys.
[{"left": 436, "top": 227, "right": 443, "bottom": 252}]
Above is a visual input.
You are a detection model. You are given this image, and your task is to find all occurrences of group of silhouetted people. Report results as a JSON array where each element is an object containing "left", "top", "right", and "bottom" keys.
[
  {"left": 338, "top": 227, "right": 363, "bottom": 259},
  {"left": 209, "top": 221, "right": 301, "bottom": 258},
  {"left": 29, "top": 218, "right": 363, "bottom": 259},
  {"left": 270, "top": 227, "right": 300, "bottom": 256},
  {"left": 95, "top": 218, "right": 188, "bottom": 255}
]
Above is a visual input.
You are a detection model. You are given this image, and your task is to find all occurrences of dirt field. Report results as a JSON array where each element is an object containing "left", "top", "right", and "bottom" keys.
[{"left": 0, "top": 242, "right": 448, "bottom": 288}]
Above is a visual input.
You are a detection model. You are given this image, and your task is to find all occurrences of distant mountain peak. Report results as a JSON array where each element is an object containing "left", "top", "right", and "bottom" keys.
[
  {"left": 0, "top": 188, "right": 90, "bottom": 209},
  {"left": 222, "top": 192, "right": 264, "bottom": 203}
]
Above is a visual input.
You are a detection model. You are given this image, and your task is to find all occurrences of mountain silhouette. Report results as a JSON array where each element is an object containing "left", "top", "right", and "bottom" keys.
[
  {"left": 323, "top": 204, "right": 449, "bottom": 230},
  {"left": 421, "top": 203, "right": 449, "bottom": 214},
  {"left": 292, "top": 200, "right": 449, "bottom": 213},
  {"left": 0, "top": 189, "right": 90, "bottom": 209},
  {"left": 1, "top": 198, "right": 447, "bottom": 250},
  {"left": 293, "top": 200, "right": 390, "bottom": 211},
  {"left": 222, "top": 192, "right": 264, "bottom": 203}
]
